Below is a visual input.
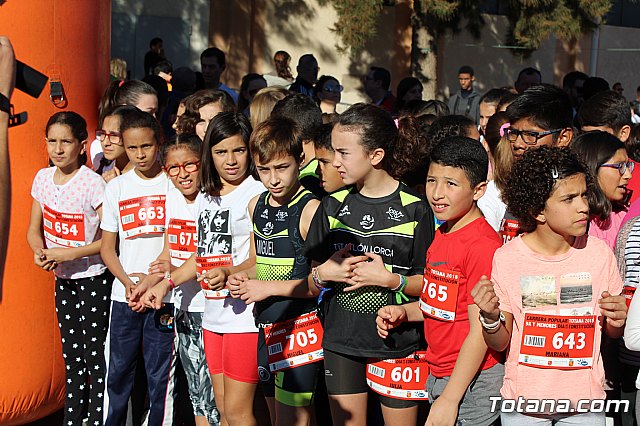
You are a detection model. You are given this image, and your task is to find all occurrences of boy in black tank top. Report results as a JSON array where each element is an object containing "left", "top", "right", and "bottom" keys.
[{"left": 228, "top": 117, "right": 323, "bottom": 425}]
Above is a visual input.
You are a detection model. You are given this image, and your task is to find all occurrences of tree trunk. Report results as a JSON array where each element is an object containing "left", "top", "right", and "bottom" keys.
[{"left": 411, "top": 0, "right": 438, "bottom": 99}]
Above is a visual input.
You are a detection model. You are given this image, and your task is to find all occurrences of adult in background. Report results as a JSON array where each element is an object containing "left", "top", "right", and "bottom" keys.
[
  {"left": 447, "top": 65, "right": 480, "bottom": 123},
  {"left": 237, "top": 73, "right": 267, "bottom": 117},
  {"left": 614, "top": 82, "right": 625, "bottom": 98},
  {"left": 263, "top": 50, "right": 294, "bottom": 88},
  {"left": 395, "top": 77, "right": 423, "bottom": 114},
  {"left": 289, "top": 53, "right": 319, "bottom": 98},
  {"left": 562, "top": 70, "right": 588, "bottom": 114},
  {"left": 198, "top": 47, "right": 238, "bottom": 104},
  {"left": 144, "top": 37, "right": 164, "bottom": 76},
  {"left": 514, "top": 67, "right": 541, "bottom": 94},
  {"left": 364, "top": 66, "right": 395, "bottom": 114},
  {"left": 314, "top": 75, "right": 343, "bottom": 114}
]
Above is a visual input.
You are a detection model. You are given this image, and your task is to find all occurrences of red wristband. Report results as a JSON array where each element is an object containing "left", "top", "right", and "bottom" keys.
[{"left": 167, "top": 278, "right": 176, "bottom": 290}]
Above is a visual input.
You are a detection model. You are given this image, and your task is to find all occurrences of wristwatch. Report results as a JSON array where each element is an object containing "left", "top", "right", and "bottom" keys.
[
  {"left": 0, "top": 93, "right": 10, "bottom": 114},
  {"left": 479, "top": 311, "right": 506, "bottom": 330}
]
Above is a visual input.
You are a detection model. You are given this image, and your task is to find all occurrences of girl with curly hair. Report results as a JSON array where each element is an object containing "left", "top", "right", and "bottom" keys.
[{"left": 471, "top": 146, "right": 627, "bottom": 425}]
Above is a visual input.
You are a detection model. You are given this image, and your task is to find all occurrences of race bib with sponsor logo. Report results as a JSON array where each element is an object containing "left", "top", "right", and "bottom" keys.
[
  {"left": 43, "top": 205, "right": 85, "bottom": 248},
  {"left": 499, "top": 219, "right": 520, "bottom": 245},
  {"left": 519, "top": 313, "right": 596, "bottom": 369},
  {"left": 264, "top": 311, "right": 324, "bottom": 372},
  {"left": 419, "top": 266, "right": 460, "bottom": 322},
  {"left": 119, "top": 195, "right": 166, "bottom": 239},
  {"left": 366, "top": 351, "right": 429, "bottom": 400},
  {"left": 197, "top": 254, "right": 233, "bottom": 299},
  {"left": 168, "top": 218, "right": 197, "bottom": 261},
  {"left": 623, "top": 286, "right": 636, "bottom": 309}
]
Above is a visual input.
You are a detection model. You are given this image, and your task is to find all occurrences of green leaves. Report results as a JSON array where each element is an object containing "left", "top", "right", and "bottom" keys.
[
  {"left": 506, "top": 0, "right": 611, "bottom": 50},
  {"left": 325, "top": 0, "right": 613, "bottom": 54}
]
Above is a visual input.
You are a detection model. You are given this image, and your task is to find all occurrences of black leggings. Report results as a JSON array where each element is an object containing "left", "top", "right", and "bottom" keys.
[{"left": 55, "top": 272, "right": 112, "bottom": 426}]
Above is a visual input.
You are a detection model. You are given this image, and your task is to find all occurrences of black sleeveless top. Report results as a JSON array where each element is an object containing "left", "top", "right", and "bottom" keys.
[{"left": 253, "top": 189, "right": 317, "bottom": 324}]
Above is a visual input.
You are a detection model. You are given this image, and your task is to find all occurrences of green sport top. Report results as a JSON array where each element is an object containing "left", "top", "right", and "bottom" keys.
[{"left": 253, "top": 189, "right": 318, "bottom": 325}]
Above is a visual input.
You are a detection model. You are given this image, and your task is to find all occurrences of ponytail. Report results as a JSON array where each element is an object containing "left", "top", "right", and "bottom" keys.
[
  {"left": 395, "top": 115, "right": 429, "bottom": 179},
  {"left": 336, "top": 104, "right": 428, "bottom": 180},
  {"left": 98, "top": 80, "right": 158, "bottom": 127}
]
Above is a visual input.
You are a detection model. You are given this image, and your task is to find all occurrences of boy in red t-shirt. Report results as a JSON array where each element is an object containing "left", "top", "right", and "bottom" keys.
[{"left": 377, "top": 135, "right": 503, "bottom": 426}]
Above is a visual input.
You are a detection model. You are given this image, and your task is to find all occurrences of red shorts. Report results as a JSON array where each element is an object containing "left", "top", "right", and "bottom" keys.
[{"left": 203, "top": 330, "right": 259, "bottom": 384}]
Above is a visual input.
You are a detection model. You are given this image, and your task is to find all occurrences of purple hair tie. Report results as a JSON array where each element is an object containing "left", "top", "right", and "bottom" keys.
[{"left": 499, "top": 122, "right": 510, "bottom": 138}]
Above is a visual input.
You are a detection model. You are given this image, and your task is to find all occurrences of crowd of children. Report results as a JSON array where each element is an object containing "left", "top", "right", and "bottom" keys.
[{"left": 27, "top": 68, "right": 640, "bottom": 426}]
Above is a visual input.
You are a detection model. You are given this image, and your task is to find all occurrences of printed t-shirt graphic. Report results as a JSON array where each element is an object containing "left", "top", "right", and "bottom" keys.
[
  {"left": 305, "top": 184, "right": 434, "bottom": 359},
  {"left": 491, "top": 235, "right": 623, "bottom": 404},
  {"left": 197, "top": 207, "right": 233, "bottom": 299}
]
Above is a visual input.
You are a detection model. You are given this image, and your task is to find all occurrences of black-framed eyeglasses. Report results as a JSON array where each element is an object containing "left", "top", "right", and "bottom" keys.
[
  {"left": 96, "top": 130, "right": 123, "bottom": 145},
  {"left": 505, "top": 127, "right": 563, "bottom": 145},
  {"left": 164, "top": 161, "right": 200, "bottom": 177},
  {"left": 600, "top": 161, "right": 635, "bottom": 176}
]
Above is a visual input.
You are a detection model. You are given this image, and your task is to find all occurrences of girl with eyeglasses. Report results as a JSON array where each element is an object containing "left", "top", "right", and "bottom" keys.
[
  {"left": 90, "top": 80, "right": 159, "bottom": 174},
  {"left": 27, "top": 111, "right": 112, "bottom": 426},
  {"left": 142, "top": 134, "right": 221, "bottom": 425},
  {"left": 571, "top": 130, "right": 633, "bottom": 250},
  {"left": 96, "top": 105, "right": 139, "bottom": 182},
  {"left": 314, "top": 75, "right": 343, "bottom": 114},
  {"left": 141, "top": 112, "right": 266, "bottom": 426}
]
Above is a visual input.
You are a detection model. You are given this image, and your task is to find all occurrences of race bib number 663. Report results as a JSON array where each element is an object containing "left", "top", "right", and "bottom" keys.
[{"left": 119, "top": 195, "right": 166, "bottom": 239}]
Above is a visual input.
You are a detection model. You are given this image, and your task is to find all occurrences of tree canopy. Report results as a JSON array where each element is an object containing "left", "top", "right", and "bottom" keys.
[{"left": 326, "top": 0, "right": 613, "bottom": 54}]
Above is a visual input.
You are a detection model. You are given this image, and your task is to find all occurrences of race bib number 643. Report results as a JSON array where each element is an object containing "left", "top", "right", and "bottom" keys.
[{"left": 519, "top": 314, "right": 596, "bottom": 369}]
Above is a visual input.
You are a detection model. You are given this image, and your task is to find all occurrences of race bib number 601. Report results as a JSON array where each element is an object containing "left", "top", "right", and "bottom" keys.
[{"left": 366, "top": 351, "right": 429, "bottom": 400}]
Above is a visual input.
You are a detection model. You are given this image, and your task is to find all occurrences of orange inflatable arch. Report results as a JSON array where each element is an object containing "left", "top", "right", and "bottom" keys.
[{"left": 0, "top": 1, "right": 110, "bottom": 423}]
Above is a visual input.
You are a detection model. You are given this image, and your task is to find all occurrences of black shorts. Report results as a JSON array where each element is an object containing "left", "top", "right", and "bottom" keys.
[
  {"left": 257, "top": 327, "right": 321, "bottom": 406},
  {"left": 323, "top": 348, "right": 417, "bottom": 409}
]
